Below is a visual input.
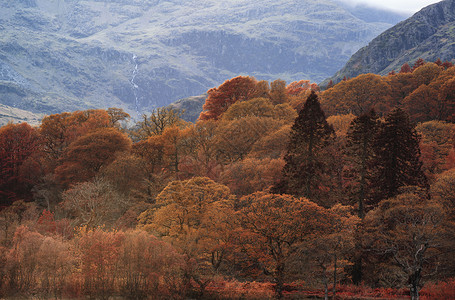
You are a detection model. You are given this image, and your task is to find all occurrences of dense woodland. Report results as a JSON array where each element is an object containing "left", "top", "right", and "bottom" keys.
[{"left": 0, "top": 59, "right": 455, "bottom": 299}]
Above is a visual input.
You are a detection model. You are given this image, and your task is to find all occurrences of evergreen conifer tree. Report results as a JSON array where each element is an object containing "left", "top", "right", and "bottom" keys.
[
  {"left": 345, "top": 109, "right": 381, "bottom": 219},
  {"left": 371, "top": 108, "right": 428, "bottom": 202},
  {"left": 345, "top": 110, "right": 380, "bottom": 285},
  {"left": 273, "top": 91, "right": 335, "bottom": 205}
]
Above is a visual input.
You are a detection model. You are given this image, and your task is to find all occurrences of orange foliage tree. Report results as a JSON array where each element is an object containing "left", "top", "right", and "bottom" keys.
[
  {"left": 236, "top": 192, "right": 334, "bottom": 298},
  {"left": 220, "top": 157, "right": 284, "bottom": 196},
  {"left": 412, "top": 63, "right": 442, "bottom": 86},
  {"left": 269, "top": 79, "right": 288, "bottom": 105},
  {"left": 403, "top": 84, "right": 439, "bottom": 122},
  {"left": 321, "top": 74, "right": 392, "bottom": 116},
  {"left": 179, "top": 120, "right": 221, "bottom": 179},
  {"left": 417, "top": 121, "right": 455, "bottom": 178},
  {"left": 215, "top": 116, "right": 285, "bottom": 163},
  {"left": 138, "top": 177, "right": 236, "bottom": 295},
  {"left": 248, "top": 124, "right": 292, "bottom": 160},
  {"left": 438, "top": 76, "right": 455, "bottom": 122}
]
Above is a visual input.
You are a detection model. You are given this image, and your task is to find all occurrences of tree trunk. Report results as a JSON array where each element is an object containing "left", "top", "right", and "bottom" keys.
[
  {"left": 410, "top": 285, "right": 420, "bottom": 300},
  {"left": 275, "top": 261, "right": 285, "bottom": 299},
  {"left": 323, "top": 274, "right": 329, "bottom": 300},
  {"left": 332, "top": 253, "right": 337, "bottom": 299},
  {"left": 409, "top": 269, "right": 421, "bottom": 300},
  {"left": 352, "top": 251, "right": 362, "bottom": 285}
]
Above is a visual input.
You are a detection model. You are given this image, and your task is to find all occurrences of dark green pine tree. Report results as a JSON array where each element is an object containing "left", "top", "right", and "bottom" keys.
[
  {"left": 371, "top": 108, "right": 428, "bottom": 202},
  {"left": 345, "top": 109, "right": 381, "bottom": 219},
  {"left": 272, "top": 91, "right": 335, "bottom": 205},
  {"left": 345, "top": 110, "right": 381, "bottom": 285}
]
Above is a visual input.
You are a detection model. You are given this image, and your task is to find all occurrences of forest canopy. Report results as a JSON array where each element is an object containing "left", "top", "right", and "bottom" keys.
[{"left": 0, "top": 60, "right": 454, "bottom": 299}]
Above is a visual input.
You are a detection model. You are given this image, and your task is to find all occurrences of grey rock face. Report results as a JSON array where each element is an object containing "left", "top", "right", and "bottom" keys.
[{"left": 325, "top": 0, "right": 455, "bottom": 85}]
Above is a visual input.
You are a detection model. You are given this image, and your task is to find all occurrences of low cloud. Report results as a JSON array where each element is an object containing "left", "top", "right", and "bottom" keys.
[{"left": 337, "top": 0, "right": 441, "bottom": 14}]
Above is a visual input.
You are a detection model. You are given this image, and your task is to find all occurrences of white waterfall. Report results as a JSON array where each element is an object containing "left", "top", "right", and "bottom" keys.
[{"left": 131, "top": 54, "right": 139, "bottom": 114}]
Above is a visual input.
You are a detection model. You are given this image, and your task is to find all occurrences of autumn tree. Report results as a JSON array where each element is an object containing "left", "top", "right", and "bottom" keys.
[
  {"left": 248, "top": 125, "right": 292, "bottom": 160},
  {"left": 412, "top": 58, "right": 426, "bottom": 72},
  {"left": 416, "top": 121, "right": 455, "bottom": 178},
  {"left": 0, "top": 123, "right": 40, "bottom": 205},
  {"left": 400, "top": 63, "right": 412, "bottom": 73},
  {"left": 117, "top": 230, "right": 186, "bottom": 299},
  {"left": 132, "top": 107, "right": 185, "bottom": 140},
  {"left": 220, "top": 157, "right": 284, "bottom": 197},
  {"left": 198, "top": 76, "right": 260, "bottom": 121},
  {"left": 403, "top": 84, "right": 439, "bottom": 122},
  {"left": 370, "top": 108, "right": 428, "bottom": 202},
  {"left": 106, "top": 107, "right": 130, "bottom": 127},
  {"left": 362, "top": 189, "right": 451, "bottom": 300},
  {"left": 388, "top": 72, "right": 418, "bottom": 105},
  {"left": 131, "top": 133, "right": 172, "bottom": 202},
  {"left": 286, "top": 80, "right": 315, "bottom": 96},
  {"left": 303, "top": 205, "right": 359, "bottom": 299},
  {"left": 138, "top": 177, "right": 235, "bottom": 295},
  {"left": 412, "top": 62, "right": 442, "bottom": 86},
  {"left": 54, "top": 128, "right": 132, "bottom": 186},
  {"left": 236, "top": 192, "right": 333, "bottom": 298},
  {"left": 221, "top": 97, "right": 274, "bottom": 120},
  {"left": 5, "top": 225, "right": 43, "bottom": 291},
  {"left": 273, "top": 91, "right": 336, "bottom": 206},
  {"left": 442, "top": 60, "right": 454, "bottom": 69},
  {"left": 269, "top": 79, "right": 288, "bottom": 105},
  {"left": 35, "top": 234, "right": 73, "bottom": 298},
  {"left": 321, "top": 74, "right": 392, "bottom": 116},
  {"left": 180, "top": 120, "right": 221, "bottom": 178},
  {"left": 432, "top": 169, "right": 455, "bottom": 219},
  {"left": 101, "top": 153, "right": 149, "bottom": 200},
  {"left": 39, "top": 110, "right": 111, "bottom": 159},
  {"left": 75, "top": 227, "right": 125, "bottom": 298},
  {"left": 61, "top": 178, "right": 127, "bottom": 229},
  {"left": 326, "top": 114, "right": 356, "bottom": 138},
  {"left": 215, "top": 116, "right": 284, "bottom": 163},
  {"left": 438, "top": 76, "right": 455, "bottom": 122}
]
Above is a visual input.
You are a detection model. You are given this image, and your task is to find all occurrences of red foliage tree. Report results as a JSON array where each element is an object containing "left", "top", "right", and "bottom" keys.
[
  {"left": 54, "top": 128, "right": 132, "bottom": 186},
  {"left": 412, "top": 58, "right": 426, "bottom": 71},
  {"left": 198, "top": 76, "right": 259, "bottom": 121},
  {"left": 36, "top": 210, "right": 57, "bottom": 234},
  {"left": 442, "top": 61, "right": 454, "bottom": 69},
  {"left": 0, "top": 123, "right": 40, "bottom": 205},
  {"left": 400, "top": 63, "right": 412, "bottom": 73}
]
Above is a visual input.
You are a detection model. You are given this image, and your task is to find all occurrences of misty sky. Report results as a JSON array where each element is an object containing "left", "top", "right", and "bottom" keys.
[{"left": 342, "top": 0, "right": 441, "bottom": 13}]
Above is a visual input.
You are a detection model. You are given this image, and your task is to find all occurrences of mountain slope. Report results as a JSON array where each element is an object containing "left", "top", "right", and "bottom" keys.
[
  {"left": 0, "top": 0, "right": 405, "bottom": 117},
  {"left": 325, "top": 0, "right": 455, "bottom": 84}
]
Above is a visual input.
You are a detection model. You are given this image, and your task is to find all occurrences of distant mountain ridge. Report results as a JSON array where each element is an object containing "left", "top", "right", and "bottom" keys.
[
  {"left": 325, "top": 0, "right": 455, "bottom": 84},
  {"left": 0, "top": 0, "right": 405, "bottom": 120}
]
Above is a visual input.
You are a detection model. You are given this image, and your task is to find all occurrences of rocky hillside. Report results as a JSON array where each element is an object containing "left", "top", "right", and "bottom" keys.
[
  {"left": 0, "top": 103, "right": 42, "bottom": 126},
  {"left": 167, "top": 94, "right": 207, "bottom": 123},
  {"left": 325, "top": 0, "right": 455, "bottom": 84},
  {"left": 0, "top": 0, "right": 405, "bottom": 119}
]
